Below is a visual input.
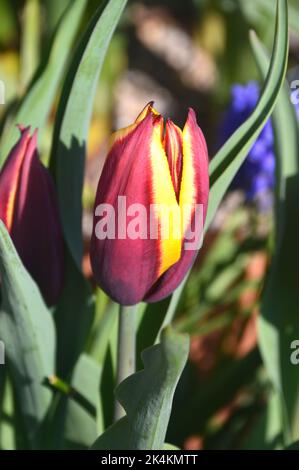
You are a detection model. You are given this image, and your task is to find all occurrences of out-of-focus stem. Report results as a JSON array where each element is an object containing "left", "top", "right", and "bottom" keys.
[
  {"left": 114, "top": 304, "right": 137, "bottom": 421},
  {"left": 20, "top": 0, "right": 40, "bottom": 91}
]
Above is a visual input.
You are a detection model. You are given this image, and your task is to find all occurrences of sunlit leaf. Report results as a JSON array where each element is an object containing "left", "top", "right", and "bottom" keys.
[
  {"left": 155, "top": 0, "right": 288, "bottom": 333},
  {"left": 0, "top": 222, "right": 55, "bottom": 448},
  {"left": 91, "top": 328, "right": 189, "bottom": 450}
]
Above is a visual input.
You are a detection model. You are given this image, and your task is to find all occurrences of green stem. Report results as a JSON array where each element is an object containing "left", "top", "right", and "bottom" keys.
[{"left": 114, "top": 304, "right": 137, "bottom": 421}]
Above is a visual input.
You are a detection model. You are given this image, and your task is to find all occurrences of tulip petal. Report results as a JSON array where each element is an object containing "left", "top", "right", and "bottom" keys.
[
  {"left": 164, "top": 120, "right": 183, "bottom": 199},
  {"left": 180, "top": 108, "right": 209, "bottom": 223},
  {"left": 90, "top": 111, "right": 181, "bottom": 305},
  {"left": 145, "top": 108, "right": 209, "bottom": 302},
  {"left": 11, "top": 132, "right": 64, "bottom": 305},
  {"left": 0, "top": 126, "right": 31, "bottom": 231}
]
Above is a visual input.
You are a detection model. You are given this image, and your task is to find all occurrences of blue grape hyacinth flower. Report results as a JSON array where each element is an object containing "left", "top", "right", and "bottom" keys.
[{"left": 219, "top": 81, "right": 299, "bottom": 210}]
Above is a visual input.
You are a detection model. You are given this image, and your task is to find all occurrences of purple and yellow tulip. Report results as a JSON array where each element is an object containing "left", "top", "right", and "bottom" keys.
[
  {"left": 0, "top": 126, "right": 64, "bottom": 305},
  {"left": 90, "top": 103, "right": 209, "bottom": 305}
]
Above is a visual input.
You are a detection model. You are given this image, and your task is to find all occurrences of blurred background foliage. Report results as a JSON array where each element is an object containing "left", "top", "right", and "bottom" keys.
[{"left": 0, "top": 0, "right": 298, "bottom": 450}]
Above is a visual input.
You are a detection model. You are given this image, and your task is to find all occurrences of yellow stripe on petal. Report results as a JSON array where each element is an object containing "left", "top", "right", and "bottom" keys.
[
  {"left": 150, "top": 119, "right": 182, "bottom": 276},
  {"left": 179, "top": 121, "right": 197, "bottom": 234},
  {"left": 108, "top": 122, "right": 140, "bottom": 150}
]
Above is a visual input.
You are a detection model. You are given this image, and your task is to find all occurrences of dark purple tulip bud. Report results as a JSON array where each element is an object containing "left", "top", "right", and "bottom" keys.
[{"left": 0, "top": 126, "right": 64, "bottom": 305}]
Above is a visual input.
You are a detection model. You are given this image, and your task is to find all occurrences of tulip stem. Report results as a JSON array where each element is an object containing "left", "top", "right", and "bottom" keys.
[{"left": 114, "top": 304, "right": 137, "bottom": 421}]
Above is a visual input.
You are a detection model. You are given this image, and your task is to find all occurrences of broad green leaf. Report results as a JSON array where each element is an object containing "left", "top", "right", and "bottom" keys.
[
  {"left": 64, "top": 354, "right": 103, "bottom": 448},
  {"left": 45, "top": 354, "right": 102, "bottom": 450},
  {"left": 87, "top": 297, "right": 118, "bottom": 431},
  {"left": 50, "top": 0, "right": 128, "bottom": 267},
  {"left": 99, "top": 310, "right": 119, "bottom": 429},
  {"left": 0, "top": 222, "right": 55, "bottom": 448},
  {"left": 252, "top": 33, "right": 299, "bottom": 443},
  {"left": 51, "top": 0, "right": 127, "bottom": 381},
  {"left": 136, "top": 298, "right": 170, "bottom": 362},
  {"left": 156, "top": 0, "right": 288, "bottom": 331},
  {"left": 88, "top": 299, "right": 118, "bottom": 366},
  {"left": 0, "top": 0, "right": 88, "bottom": 166},
  {"left": 91, "top": 328, "right": 189, "bottom": 450}
]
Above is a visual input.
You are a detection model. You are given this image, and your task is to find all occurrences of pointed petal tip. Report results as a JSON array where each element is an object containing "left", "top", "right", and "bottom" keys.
[
  {"left": 165, "top": 118, "right": 183, "bottom": 136},
  {"left": 16, "top": 124, "right": 31, "bottom": 135},
  {"left": 135, "top": 101, "right": 155, "bottom": 123},
  {"left": 187, "top": 107, "right": 197, "bottom": 122}
]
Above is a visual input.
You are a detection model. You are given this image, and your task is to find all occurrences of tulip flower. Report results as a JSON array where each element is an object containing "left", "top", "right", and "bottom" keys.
[
  {"left": 0, "top": 126, "right": 64, "bottom": 305},
  {"left": 90, "top": 103, "right": 209, "bottom": 305}
]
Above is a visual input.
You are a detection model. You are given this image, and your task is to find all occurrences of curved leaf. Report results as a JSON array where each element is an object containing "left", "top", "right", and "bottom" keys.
[
  {"left": 50, "top": 0, "right": 128, "bottom": 266},
  {"left": 52, "top": 0, "right": 127, "bottom": 379},
  {"left": 207, "top": 0, "right": 288, "bottom": 228},
  {"left": 0, "top": 222, "right": 55, "bottom": 448},
  {"left": 91, "top": 328, "right": 189, "bottom": 450},
  {"left": 252, "top": 31, "right": 299, "bottom": 443},
  {"left": 154, "top": 0, "right": 289, "bottom": 335}
]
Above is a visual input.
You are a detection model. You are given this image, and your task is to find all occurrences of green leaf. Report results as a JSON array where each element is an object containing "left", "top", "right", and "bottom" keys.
[
  {"left": 91, "top": 328, "right": 189, "bottom": 450},
  {"left": 54, "top": 253, "right": 94, "bottom": 378},
  {"left": 87, "top": 297, "right": 119, "bottom": 431},
  {"left": 252, "top": 30, "right": 299, "bottom": 443},
  {"left": 243, "top": 389, "right": 284, "bottom": 450},
  {"left": 0, "top": 0, "right": 88, "bottom": 166},
  {"left": 45, "top": 353, "right": 103, "bottom": 449},
  {"left": 50, "top": 0, "right": 128, "bottom": 267},
  {"left": 88, "top": 298, "right": 118, "bottom": 366},
  {"left": 158, "top": 0, "right": 288, "bottom": 330},
  {"left": 239, "top": 0, "right": 299, "bottom": 37},
  {"left": 207, "top": 0, "right": 288, "bottom": 229},
  {"left": 137, "top": 298, "right": 170, "bottom": 363},
  {"left": 51, "top": 0, "right": 127, "bottom": 386},
  {"left": 0, "top": 222, "right": 55, "bottom": 448},
  {"left": 64, "top": 354, "right": 103, "bottom": 448},
  {"left": 44, "top": 0, "right": 72, "bottom": 34}
]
